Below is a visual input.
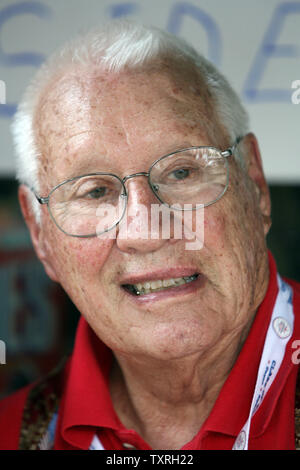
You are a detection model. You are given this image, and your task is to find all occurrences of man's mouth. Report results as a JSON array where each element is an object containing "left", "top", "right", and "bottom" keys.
[{"left": 122, "top": 273, "right": 199, "bottom": 296}]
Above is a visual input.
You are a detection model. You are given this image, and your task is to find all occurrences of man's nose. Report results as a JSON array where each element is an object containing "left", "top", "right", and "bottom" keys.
[{"left": 116, "top": 177, "right": 177, "bottom": 254}]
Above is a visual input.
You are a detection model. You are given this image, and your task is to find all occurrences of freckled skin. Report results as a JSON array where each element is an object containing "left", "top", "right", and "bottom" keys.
[
  {"left": 20, "top": 60, "right": 271, "bottom": 449},
  {"left": 31, "top": 64, "right": 270, "bottom": 356}
]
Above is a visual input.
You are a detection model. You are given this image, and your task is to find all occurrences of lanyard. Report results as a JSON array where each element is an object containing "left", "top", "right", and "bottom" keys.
[
  {"left": 40, "top": 275, "right": 294, "bottom": 450},
  {"left": 232, "top": 275, "right": 294, "bottom": 449}
]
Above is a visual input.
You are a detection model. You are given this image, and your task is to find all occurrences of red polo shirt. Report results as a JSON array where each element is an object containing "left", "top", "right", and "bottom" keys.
[
  {"left": 53, "top": 253, "right": 300, "bottom": 450},
  {"left": 0, "top": 253, "right": 300, "bottom": 450}
]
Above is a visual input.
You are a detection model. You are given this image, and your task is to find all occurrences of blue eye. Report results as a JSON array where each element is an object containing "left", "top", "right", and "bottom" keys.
[
  {"left": 88, "top": 187, "right": 107, "bottom": 199},
  {"left": 171, "top": 168, "right": 190, "bottom": 180}
]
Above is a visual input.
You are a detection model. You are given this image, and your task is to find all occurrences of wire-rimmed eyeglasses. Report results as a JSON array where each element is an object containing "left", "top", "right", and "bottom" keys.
[{"left": 31, "top": 138, "right": 242, "bottom": 238}]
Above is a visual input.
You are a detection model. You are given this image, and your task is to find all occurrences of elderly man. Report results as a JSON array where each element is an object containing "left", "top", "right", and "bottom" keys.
[{"left": 0, "top": 20, "right": 299, "bottom": 451}]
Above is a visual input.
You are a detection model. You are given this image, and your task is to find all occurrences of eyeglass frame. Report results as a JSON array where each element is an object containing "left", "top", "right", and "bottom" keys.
[{"left": 31, "top": 137, "right": 242, "bottom": 238}]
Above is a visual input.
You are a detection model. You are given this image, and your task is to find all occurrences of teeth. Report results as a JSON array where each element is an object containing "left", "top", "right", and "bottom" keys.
[{"left": 126, "top": 274, "right": 198, "bottom": 295}]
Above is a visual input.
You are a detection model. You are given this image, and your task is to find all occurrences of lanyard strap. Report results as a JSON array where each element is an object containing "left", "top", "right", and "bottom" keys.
[{"left": 232, "top": 275, "right": 294, "bottom": 450}]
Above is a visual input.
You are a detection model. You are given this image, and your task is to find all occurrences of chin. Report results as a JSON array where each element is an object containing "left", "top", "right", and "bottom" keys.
[{"left": 123, "top": 323, "right": 218, "bottom": 362}]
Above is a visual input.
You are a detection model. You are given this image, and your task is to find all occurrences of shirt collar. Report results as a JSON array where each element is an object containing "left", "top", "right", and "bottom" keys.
[{"left": 58, "top": 320, "right": 121, "bottom": 449}]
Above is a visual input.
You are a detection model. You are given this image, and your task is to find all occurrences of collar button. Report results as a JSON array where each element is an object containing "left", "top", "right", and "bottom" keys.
[{"left": 123, "top": 442, "right": 136, "bottom": 449}]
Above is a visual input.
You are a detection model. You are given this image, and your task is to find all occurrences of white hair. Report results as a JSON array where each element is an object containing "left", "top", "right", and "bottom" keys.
[{"left": 11, "top": 19, "right": 249, "bottom": 222}]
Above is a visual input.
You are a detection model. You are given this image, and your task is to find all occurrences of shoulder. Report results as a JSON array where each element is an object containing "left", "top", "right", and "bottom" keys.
[
  {"left": 284, "top": 277, "right": 300, "bottom": 319},
  {"left": 287, "top": 278, "right": 300, "bottom": 295},
  {"left": 295, "top": 362, "right": 300, "bottom": 450},
  {"left": 286, "top": 278, "right": 300, "bottom": 449},
  {"left": 0, "top": 358, "right": 68, "bottom": 450},
  {"left": 0, "top": 384, "right": 33, "bottom": 450}
]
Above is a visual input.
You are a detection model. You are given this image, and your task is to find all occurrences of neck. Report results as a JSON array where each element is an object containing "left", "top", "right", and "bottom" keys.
[{"left": 110, "top": 319, "right": 253, "bottom": 449}]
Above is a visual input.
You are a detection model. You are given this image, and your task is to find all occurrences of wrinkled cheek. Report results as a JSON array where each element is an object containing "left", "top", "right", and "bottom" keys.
[
  {"left": 53, "top": 239, "right": 115, "bottom": 320},
  {"left": 203, "top": 209, "right": 227, "bottom": 251},
  {"left": 176, "top": 206, "right": 226, "bottom": 252},
  {"left": 71, "top": 239, "right": 114, "bottom": 274},
  {"left": 44, "top": 221, "right": 114, "bottom": 286}
]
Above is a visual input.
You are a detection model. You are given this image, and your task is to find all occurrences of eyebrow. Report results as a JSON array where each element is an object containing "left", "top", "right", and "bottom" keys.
[
  {"left": 159, "top": 141, "right": 200, "bottom": 155},
  {"left": 65, "top": 140, "right": 203, "bottom": 180},
  {"left": 66, "top": 153, "right": 115, "bottom": 178}
]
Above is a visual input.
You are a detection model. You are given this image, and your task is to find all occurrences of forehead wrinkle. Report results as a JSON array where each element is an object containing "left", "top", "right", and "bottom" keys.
[
  {"left": 36, "top": 70, "right": 111, "bottom": 147},
  {"left": 115, "top": 92, "right": 206, "bottom": 150},
  {"left": 37, "top": 64, "right": 209, "bottom": 141},
  {"left": 110, "top": 68, "right": 219, "bottom": 147},
  {"left": 34, "top": 64, "right": 223, "bottom": 190}
]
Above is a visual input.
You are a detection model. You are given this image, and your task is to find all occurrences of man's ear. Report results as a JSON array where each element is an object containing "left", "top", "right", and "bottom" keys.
[
  {"left": 242, "top": 133, "right": 272, "bottom": 235},
  {"left": 18, "top": 184, "right": 59, "bottom": 282}
]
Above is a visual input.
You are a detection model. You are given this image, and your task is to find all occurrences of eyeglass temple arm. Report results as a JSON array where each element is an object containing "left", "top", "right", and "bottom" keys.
[
  {"left": 221, "top": 136, "right": 243, "bottom": 158},
  {"left": 25, "top": 184, "right": 49, "bottom": 205},
  {"left": 36, "top": 195, "right": 49, "bottom": 205}
]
